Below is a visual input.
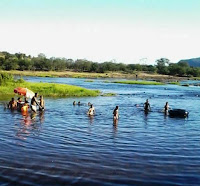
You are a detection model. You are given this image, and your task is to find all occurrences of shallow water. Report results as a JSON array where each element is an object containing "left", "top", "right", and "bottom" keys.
[{"left": 1, "top": 77, "right": 200, "bottom": 185}]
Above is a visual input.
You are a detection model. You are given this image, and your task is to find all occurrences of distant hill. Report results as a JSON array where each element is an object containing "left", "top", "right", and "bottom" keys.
[{"left": 179, "top": 57, "right": 200, "bottom": 67}]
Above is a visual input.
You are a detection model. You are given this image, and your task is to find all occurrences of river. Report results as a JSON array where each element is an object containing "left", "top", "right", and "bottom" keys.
[{"left": 0, "top": 76, "right": 200, "bottom": 185}]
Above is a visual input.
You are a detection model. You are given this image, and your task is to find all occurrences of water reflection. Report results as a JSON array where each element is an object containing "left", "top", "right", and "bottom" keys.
[
  {"left": 39, "top": 111, "right": 45, "bottom": 124},
  {"left": 1, "top": 77, "right": 200, "bottom": 185},
  {"left": 31, "top": 112, "right": 37, "bottom": 120},
  {"left": 112, "top": 118, "right": 118, "bottom": 138},
  {"left": 113, "top": 118, "right": 118, "bottom": 126},
  {"left": 15, "top": 111, "right": 44, "bottom": 141},
  {"left": 88, "top": 115, "right": 94, "bottom": 124},
  {"left": 143, "top": 110, "right": 149, "bottom": 127},
  {"left": 16, "top": 115, "right": 32, "bottom": 140}
]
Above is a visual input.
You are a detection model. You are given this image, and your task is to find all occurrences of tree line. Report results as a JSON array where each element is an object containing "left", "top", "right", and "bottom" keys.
[{"left": 0, "top": 51, "right": 200, "bottom": 77}]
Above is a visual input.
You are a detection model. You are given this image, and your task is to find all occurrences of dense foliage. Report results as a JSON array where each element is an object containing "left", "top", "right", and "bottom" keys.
[
  {"left": 1, "top": 51, "right": 200, "bottom": 77},
  {"left": 0, "top": 72, "right": 14, "bottom": 85}
]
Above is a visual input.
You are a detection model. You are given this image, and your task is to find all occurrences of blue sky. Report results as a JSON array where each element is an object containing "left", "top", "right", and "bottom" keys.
[{"left": 0, "top": 0, "right": 200, "bottom": 64}]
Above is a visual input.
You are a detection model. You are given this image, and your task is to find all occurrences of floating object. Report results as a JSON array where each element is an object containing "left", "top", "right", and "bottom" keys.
[
  {"left": 14, "top": 87, "right": 34, "bottom": 98},
  {"left": 168, "top": 109, "right": 189, "bottom": 118}
]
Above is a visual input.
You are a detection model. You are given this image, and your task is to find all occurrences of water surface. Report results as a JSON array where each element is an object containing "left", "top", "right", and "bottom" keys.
[{"left": 1, "top": 77, "right": 200, "bottom": 185}]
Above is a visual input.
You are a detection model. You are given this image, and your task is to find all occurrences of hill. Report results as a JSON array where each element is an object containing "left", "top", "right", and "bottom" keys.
[{"left": 179, "top": 57, "right": 200, "bottom": 67}]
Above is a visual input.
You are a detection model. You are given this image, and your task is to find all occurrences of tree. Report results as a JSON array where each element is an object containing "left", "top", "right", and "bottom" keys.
[
  {"left": 38, "top": 53, "right": 46, "bottom": 59},
  {"left": 156, "top": 58, "right": 170, "bottom": 74}
]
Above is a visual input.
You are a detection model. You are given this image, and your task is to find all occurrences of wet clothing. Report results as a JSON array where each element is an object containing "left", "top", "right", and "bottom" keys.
[
  {"left": 31, "top": 105, "right": 37, "bottom": 112},
  {"left": 21, "top": 105, "right": 29, "bottom": 112}
]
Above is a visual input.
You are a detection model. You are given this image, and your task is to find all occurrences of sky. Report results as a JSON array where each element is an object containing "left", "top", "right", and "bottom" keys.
[{"left": 0, "top": 0, "right": 200, "bottom": 64}]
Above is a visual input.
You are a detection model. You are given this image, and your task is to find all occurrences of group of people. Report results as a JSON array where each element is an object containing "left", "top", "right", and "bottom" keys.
[
  {"left": 83, "top": 99, "right": 170, "bottom": 122},
  {"left": 7, "top": 93, "right": 45, "bottom": 115},
  {"left": 73, "top": 101, "right": 95, "bottom": 116},
  {"left": 73, "top": 101, "right": 82, "bottom": 106},
  {"left": 113, "top": 100, "right": 170, "bottom": 121},
  {"left": 144, "top": 99, "right": 170, "bottom": 114}
]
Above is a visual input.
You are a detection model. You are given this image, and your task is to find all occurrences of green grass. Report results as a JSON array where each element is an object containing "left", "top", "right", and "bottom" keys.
[
  {"left": 103, "top": 80, "right": 110, "bottom": 83},
  {"left": 168, "top": 82, "right": 180, "bottom": 85},
  {"left": 101, "top": 93, "right": 116, "bottom": 96},
  {"left": 0, "top": 71, "right": 100, "bottom": 100},
  {"left": 113, "top": 80, "right": 164, "bottom": 85},
  {"left": 84, "top": 80, "right": 94, "bottom": 82},
  {"left": 0, "top": 81, "right": 100, "bottom": 100}
]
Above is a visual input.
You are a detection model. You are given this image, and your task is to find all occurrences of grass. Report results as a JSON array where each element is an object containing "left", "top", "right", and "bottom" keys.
[
  {"left": 2, "top": 70, "right": 111, "bottom": 78},
  {"left": 101, "top": 93, "right": 116, "bottom": 96},
  {"left": 84, "top": 80, "right": 94, "bottom": 82},
  {"left": 1, "top": 70, "right": 191, "bottom": 82},
  {"left": 113, "top": 80, "right": 164, "bottom": 85},
  {"left": 0, "top": 80, "right": 100, "bottom": 100},
  {"left": 168, "top": 82, "right": 180, "bottom": 85},
  {"left": 103, "top": 80, "right": 110, "bottom": 83}
]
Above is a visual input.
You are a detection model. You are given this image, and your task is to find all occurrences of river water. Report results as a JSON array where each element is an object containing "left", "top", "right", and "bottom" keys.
[{"left": 0, "top": 77, "right": 200, "bottom": 185}]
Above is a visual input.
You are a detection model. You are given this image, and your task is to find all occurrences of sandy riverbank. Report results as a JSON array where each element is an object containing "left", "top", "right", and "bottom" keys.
[{"left": 1, "top": 70, "right": 191, "bottom": 82}]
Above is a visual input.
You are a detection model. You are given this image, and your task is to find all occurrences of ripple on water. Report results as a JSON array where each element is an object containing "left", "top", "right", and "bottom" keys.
[{"left": 1, "top": 78, "right": 200, "bottom": 185}]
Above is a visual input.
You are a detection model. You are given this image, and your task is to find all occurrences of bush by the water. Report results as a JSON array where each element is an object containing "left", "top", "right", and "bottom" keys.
[{"left": 0, "top": 72, "right": 14, "bottom": 85}]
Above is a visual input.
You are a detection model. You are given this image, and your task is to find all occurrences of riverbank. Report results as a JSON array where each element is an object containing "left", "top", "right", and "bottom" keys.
[
  {"left": 113, "top": 80, "right": 164, "bottom": 85},
  {"left": 1, "top": 70, "right": 190, "bottom": 81},
  {"left": 0, "top": 77, "right": 100, "bottom": 100}
]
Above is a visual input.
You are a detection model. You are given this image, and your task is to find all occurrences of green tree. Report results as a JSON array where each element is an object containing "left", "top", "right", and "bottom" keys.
[{"left": 156, "top": 58, "right": 170, "bottom": 74}]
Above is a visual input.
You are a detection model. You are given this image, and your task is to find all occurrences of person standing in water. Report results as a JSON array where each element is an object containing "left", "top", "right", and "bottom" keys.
[
  {"left": 8, "top": 98, "right": 17, "bottom": 110},
  {"left": 17, "top": 97, "right": 23, "bottom": 111},
  {"left": 164, "top": 102, "right": 169, "bottom": 114},
  {"left": 144, "top": 99, "right": 151, "bottom": 111},
  {"left": 113, "top": 106, "right": 119, "bottom": 120},
  {"left": 39, "top": 95, "right": 45, "bottom": 111},
  {"left": 87, "top": 104, "right": 95, "bottom": 116},
  {"left": 21, "top": 101, "right": 29, "bottom": 116},
  {"left": 31, "top": 93, "right": 40, "bottom": 112}
]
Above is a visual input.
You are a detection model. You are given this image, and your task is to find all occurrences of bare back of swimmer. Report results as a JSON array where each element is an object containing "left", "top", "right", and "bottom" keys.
[{"left": 113, "top": 106, "right": 119, "bottom": 120}]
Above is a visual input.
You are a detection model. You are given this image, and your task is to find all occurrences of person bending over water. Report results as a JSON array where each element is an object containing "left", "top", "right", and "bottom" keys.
[
  {"left": 87, "top": 104, "right": 95, "bottom": 116},
  {"left": 144, "top": 99, "right": 151, "bottom": 111},
  {"left": 113, "top": 106, "right": 119, "bottom": 120},
  {"left": 31, "top": 93, "right": 41, "bottom": 112},
  {"left": 39, "top": 95, "right": 45, "bottom": 111}
]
